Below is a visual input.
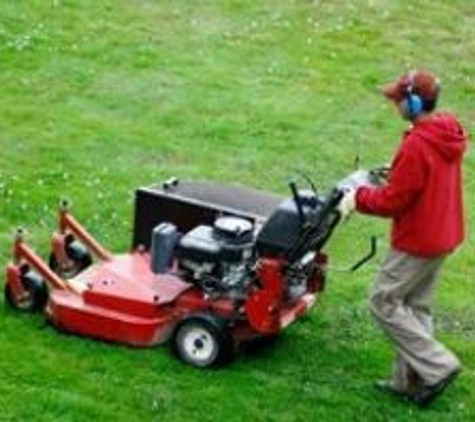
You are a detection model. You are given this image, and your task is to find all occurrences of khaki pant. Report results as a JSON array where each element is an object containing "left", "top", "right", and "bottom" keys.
[{"left": 370, "top": 248, "right": 460, "bottom": 390}]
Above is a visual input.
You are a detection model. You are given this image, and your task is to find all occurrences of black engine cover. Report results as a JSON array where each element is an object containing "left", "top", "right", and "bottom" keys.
[
  {"left": 176, "top": 225, "right": 221, "bottom": 263},
  {"left": 255, "top": 199, "right": 302, "bottom": 257},
  {"left": 176, "top": 219, "right": 253, "bottom": 266},
  {"left": 255, "top": 191, "right": 322, "bottom": 258}
]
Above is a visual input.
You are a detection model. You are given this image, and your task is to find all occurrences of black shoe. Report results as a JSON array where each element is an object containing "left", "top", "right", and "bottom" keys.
[
  {"left": 374, "top": 380, "right": 411, "bottom": 401},
  {"left": 412, "top": 369, "right": 460, "bottom": 408}
]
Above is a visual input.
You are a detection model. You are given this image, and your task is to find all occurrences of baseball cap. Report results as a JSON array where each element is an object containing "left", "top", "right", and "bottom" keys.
[{"left": 382, "top": 70, "right": 440, "bottom": 103}]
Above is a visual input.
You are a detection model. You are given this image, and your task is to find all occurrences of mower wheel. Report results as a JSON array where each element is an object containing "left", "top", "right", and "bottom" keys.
[
  {"left": 4, "top": 270, "right": 48, "bottom": 312},
  {"left": 172, "top": 315, "right": 234, "bottom": 368},
  {"left": 49, "top": 237, "right": 92, "bottom": 279}
]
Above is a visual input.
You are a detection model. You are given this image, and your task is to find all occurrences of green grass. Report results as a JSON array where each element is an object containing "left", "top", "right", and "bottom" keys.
[{"left": 1, "top": 0, "right": 474, "bottom": 420}]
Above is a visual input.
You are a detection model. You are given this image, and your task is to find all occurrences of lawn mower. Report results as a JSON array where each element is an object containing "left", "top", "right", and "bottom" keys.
[{"left": 4, "top": 169, "right": 381, "bottom": 368}]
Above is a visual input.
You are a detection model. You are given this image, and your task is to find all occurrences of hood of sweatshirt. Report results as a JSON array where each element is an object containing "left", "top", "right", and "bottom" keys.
[{"left": 413, "top": 112, "right": 468, "bottom": 161}]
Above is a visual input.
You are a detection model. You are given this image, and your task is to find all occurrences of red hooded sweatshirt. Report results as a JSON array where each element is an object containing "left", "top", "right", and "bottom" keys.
[{"left": 355, "top": 112, "right": 467, "bottom": 257}]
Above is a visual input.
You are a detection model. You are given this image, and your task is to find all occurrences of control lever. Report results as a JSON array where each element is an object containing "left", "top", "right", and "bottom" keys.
[
  {"left": 349, "top": 236, "right": 377, "bottom": 272},
  {"left": 289, "top": 180, "right": 305, "bottom": 225},
  {"left": 329, "top": 236, "right": 378, "bottom": 273}
]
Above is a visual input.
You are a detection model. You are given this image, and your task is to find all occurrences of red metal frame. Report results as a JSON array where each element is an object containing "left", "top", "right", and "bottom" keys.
[
  {"left": 5, "top": 263, "right": 27, "bottom": 302},
  {"left": 9, "top": 230, "right": 74, "bottom": 293},
  {"left": 244, "top": 254, "right": 327, "bottom": 334},
  {"left": 57, "top": 202, "right": 112, "bottom": 262}
]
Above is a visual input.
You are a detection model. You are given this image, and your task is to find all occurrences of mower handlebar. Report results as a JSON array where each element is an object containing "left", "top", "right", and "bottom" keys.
[
  {"left": 285, "top": 187, "right": 343, "bottom": 265},
  {"left": 288, "top": 180, "right": 305, "bottom": 225}
]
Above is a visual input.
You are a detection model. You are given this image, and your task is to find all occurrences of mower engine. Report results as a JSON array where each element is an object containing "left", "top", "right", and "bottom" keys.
[{"left": 173, "top": 216, "right": 255, "bottom": 297}]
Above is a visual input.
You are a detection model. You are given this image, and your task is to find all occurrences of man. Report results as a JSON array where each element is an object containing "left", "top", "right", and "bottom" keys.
[{"left": 339, "top": 69, "right": 468, "bottom": 407}]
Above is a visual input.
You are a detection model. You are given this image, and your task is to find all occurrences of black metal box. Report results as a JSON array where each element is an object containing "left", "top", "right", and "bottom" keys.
[{"left": 132, "top": 179, "right": 282, "bottom": 250}]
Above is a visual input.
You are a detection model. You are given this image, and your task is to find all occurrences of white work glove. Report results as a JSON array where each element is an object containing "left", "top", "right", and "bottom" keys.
[{"left": 337, "top": 189, "right": 356, "bottom": 220}]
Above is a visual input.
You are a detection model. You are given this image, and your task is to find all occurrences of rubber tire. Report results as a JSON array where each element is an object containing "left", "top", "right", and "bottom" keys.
[
  {"left": 4, "top": 270, "right": 48, "bottom": 312},
  {"left": 49, "top": 237, "right": 92, "bottom": 279},
  {"left": 172, "top": 315, "right": 233, "bottom": 368}
]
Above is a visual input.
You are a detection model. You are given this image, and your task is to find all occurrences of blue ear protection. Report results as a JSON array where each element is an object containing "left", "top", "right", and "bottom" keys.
[{"left": 405, "top": 72, "right": 423, "bottom": 118}]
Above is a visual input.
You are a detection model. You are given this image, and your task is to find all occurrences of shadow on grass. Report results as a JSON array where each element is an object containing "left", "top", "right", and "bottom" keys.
[{"left": 236, "top": 334, "right": 284, "bottom": 363}]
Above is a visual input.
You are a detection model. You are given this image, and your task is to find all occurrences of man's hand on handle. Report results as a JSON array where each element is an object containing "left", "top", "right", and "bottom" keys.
[{"left": 337, "top": 189, "right": 356, "bottom": 220}]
